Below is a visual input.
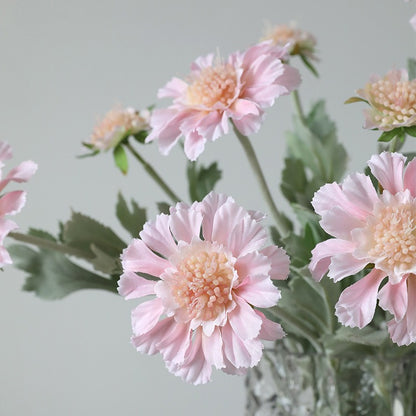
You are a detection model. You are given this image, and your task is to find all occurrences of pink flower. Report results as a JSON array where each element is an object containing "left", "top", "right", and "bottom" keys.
[
  {"left": 356, "top": 69, "right": 416, "bottom": 131},
  {"left": 309, "top": 152, "right": 416, "bottom": 346},
  {"left": 0, "top": 142, "right": 37, "bottom": 267},
  {"left": 147, "top": 43, "right": 301, "bottom": 161},
  {"left": 118, "top": 192, "right": 289, "bottom": 384},
  {"left": 88, "top": 106, "right": 150, "bottom": 151}
]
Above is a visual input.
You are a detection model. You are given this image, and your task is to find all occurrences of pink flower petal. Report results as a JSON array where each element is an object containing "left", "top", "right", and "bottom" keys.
[
  {"left": 121, "top": 239, "right": 170, "bottom": 276},
  {"left": 235, "top": 276, "right": 281, "bottom": 308},
  {"left": 0, "top": 160, "right": 37, "bottom": 188},
  {"left": 255, "top": 310, "right": 285, "bottom": 341},
  {"left": 309, "top": 238, "right": 356, "bottom": 281},
  {"left": 320, "top": 206, "right": 365, "bottom": 239},
  {"left": 158, "top": 77, "right": 188, "bottom": 99},
  {"left": 229, "top": 99, "right": 261, "bottom": 120},
  {"left": 183, "top": 130, "right": 206, "bottom": 161},
  {"left": 140, "top": 213, "right": 177, "bottom": 258},
  {"left": 200, "top": 192, "right": 230, "bottom": 241},
  {"left": 235, "top": 251, "right": 270, "bottom": 281},
  {"left": 387, "top": 317, "right": 416, "bottom": 346},
  {"left": 0, "top": 218, "right": 18, "bottom": 244},
  {"left": 228, "top": 295, "right": 263, "bottom": 340},
  {"left": 221, "top": 322, "right": 263, "bottom": 369},
  {"left": 157, "top": 321, "right": 191, "bottom": 365},
  {"left": 368, "top": 152, "right": 405, "bottom": 194},
  {"left": 117, "top": 271, "right": 156, "bottom": 300},
  {"left": 378, "top": 278, "right": 408, "bottom": 321},
  {"left": 335, "top": 268, "right": 385, "bottom": 328},
  {"left": 403, "top": 157, "right": 416, "bottom": 196},
  {"left": 0, "top": 142, "right": 12, "bottom": 162},
  {"left": 202, "top": 327, "right": 225, "bottom": 369},
  {"left": 232, "top": 112, "right": 264, "bottom": 136},
  {"left": 169, "top": 202, "right": 202, "bottom": 244},
  {"left": 131, "top": 298, "right": 164, "bottom": 336},
  {"left": 261, "top": 246, "right": 290, "bottom": 280},
  {"left": 328, "top": 251, "right": 369, "bottom": 282},
  {"left": 0, "top": 190, "right": 26, "bottom": 217},
  {"left": 131, "top": 318, "right": 174, "bottom": 355}
]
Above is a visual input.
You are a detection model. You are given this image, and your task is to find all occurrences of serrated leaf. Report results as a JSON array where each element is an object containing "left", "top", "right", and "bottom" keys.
[
  {"left": 280, "top": 158, "right": 310, "bottom": 207},
  {"left": 28, "top": 228, "right": 57, "bottom": 242},
  {"left": 378, "top": 130, "right": 399, "bottom": 142},
  {"left": 408, "top": 58, "right": 416, "bottom": 80},
  {"left": 9, "top": 245, "right": 117, "bottom": 300},
  {"left": 344, "top": 96, "right": 368, "bottom": 105},
  {"left": 187, "top": 161, "right": 222, "bottom": 201},
  {"left": 404, "top": 126, "right": 416, "bottom": 137},
  {"left": 90, "top": 244, "right": 122, "bottom": 275},
  {"left": 116, "top": 192, "right": 147, "bottom": 237},
  {"left": 62, "top": 212, "right": 126, "bottom": 259},
  {"left": 113, "top": 145, "right": 128, "bottom": 174},
  {"left": 157, "top": 202, "right": 170, "bottom": 214}
]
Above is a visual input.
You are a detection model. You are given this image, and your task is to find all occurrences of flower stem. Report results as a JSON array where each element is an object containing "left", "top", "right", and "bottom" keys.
[
  {"left": 233, "top": 126, "right": 291, "bottom": 236},
  {"left": 292, "top": 89, "right": 307, "bottom": 125},
  {"left": 9, "top": 232, "right": 92, "bottom": 260},
  {"left": 125, "top": 142, "right": 181, "bottom": 204}
]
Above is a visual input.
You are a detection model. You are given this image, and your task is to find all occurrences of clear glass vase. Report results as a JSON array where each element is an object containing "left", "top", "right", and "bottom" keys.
[{"left": 245, "top": 341, "right": 416, "bottom": 416}]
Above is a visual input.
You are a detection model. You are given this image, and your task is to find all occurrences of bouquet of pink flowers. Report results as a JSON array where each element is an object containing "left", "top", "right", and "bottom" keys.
[{"left": 4, "top": 4, "right": 416, "bottom": 416}]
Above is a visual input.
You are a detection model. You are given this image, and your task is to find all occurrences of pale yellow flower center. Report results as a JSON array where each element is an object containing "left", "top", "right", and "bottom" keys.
[
  {"left": 365, "top": 202, "right": 416, "bottom": 270},
  {"left": 187, "top": 64, "right": 237, "bottom": 108},
  {"left": 171, "top": 244, "right": 234, "bottom": 321},
  {"left": 368, "top": 79, "right": 416, "bottom": 128}
]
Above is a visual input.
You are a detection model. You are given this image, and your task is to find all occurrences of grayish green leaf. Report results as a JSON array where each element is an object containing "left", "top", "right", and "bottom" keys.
[
  {"left": 187, "top": 161, "right": 222, "bottom": 201},
  {"left": 116, "top": 192, "right": 147, "bottom": 237}
]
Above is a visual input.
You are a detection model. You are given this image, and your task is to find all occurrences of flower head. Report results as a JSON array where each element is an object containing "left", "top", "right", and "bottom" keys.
[
  {"left": 88, "top": 106, "right": 150, "bottom": 151},
  {"left": 0, "top": 142, "right": 37, "bottom": 267},
  {"left": 356, "top": 69, "right": 416, "bottom": 131},
  {"left": 261, "top": 23, "right": 317, "bottom": 61},
  {"left": 118, "top": 192, "right": 289, "bottom": 384},
  {"left": 309, "top": 152, "right": 416, "bottom": 345},
  {"left": 147, "top": 43, "right": 300, "bottom": 161}
]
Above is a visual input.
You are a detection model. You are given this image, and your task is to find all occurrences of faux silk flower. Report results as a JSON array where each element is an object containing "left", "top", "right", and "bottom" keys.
[
  {"left": 118, "top": 192, "right": 289, "bottom": 384},
  {"left": 0, "top": 142, "right": 37, "bottom": 267},
  {"left": 88, "top": 106, "right": 150, "bottom": 151},
  {"left": 310, "top": 152, "right": 416, "bottom": 346},
  {"left": 356, "top": 69, "right": 416, "bottom": 131},
  {"left": 146, "top": 42, "right": 300, "bottom": 161}
]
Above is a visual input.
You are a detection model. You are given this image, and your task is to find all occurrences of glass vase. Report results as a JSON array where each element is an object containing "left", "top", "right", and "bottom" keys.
[{"left": 245, "top": 341, "right": 416, "bottom": 416}]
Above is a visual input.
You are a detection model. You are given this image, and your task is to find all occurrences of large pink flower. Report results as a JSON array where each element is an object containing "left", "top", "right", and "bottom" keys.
[
  {"left": 146, "top": 42, "right": 301, "bottom": 161},
  {"left": 0, "top": 142, "right": 37, "bottom": 267},
  {"left": 118, "top": 192, "right": 289, "bottom": 384},
  {"left": 309, "top": 152, "right": 416, "bottom": 346}
]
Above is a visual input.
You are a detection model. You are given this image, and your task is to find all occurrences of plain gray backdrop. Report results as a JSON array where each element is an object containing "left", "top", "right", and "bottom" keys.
[{"left": 1, "top": 0, "right": 414, "bottom": 415}]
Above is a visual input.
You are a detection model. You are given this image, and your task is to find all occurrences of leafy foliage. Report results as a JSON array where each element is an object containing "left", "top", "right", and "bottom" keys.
[
  {"left": 187, "top": 161, "right": 222, "bottom": 201},
  {"left": 113, "top": 144, "right": 128, "bottom": 174},
  {"left": 10, "top": 244, "right": 117, "bottom": 300},
  {"left": 116, "top": 192, "right": 147, "bottom": 237}
]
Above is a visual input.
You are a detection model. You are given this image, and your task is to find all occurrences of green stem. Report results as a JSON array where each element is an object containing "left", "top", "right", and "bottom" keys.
[
  {"left": 292, "top": 89, "right": 307, "bottom": 125},
  {"left": 233, "top": 126, "right": 291, "bottom": 237},
  {"left": 125, "top": 142, "right": 181, "bottom": 203},
  {"left": 9, "top": 232, "right": 92, "bottom": 260}
]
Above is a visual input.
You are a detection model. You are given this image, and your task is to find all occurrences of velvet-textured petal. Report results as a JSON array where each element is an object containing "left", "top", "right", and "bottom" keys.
[
  {"left": 202, "top": 327, "right": 225, "bottom": 369},
  {"left": 131, "top": 298, "right": 164, "bottom": 336},
  {"left": 335, "top": 269, "right": 385, "bottom": 328},
  {"left": 228, "top": 296, "right": 263, "bottom": 340},
  {"left": 261, "top": 246, "right": 290, "bottom": 280},
  {"left": 0, "top": 190, "right": 26, "bottom": 216},
  {"left": 328, "top": 252, "right": 368, "bottom": 282},
  {"left": 255, "top": 310, "right": 285, "bottom": 341},
  {"left": 169, "top": 202, "right": 202, "bottom": 244},
  {"left": 235, "top": 276, "right": 281, "bottom": 308}
]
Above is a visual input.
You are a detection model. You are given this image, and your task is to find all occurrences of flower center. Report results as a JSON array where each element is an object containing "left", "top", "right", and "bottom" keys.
[
  {"left": 170, "top": 241, "right": 235, "bottom": 322},
  {"left": 186, "top": 64, "right": 237, "bottom": 108},
  {"left": 364, "top": 200, "right": 416, "bottom": 272},
  {"left": 368, "top": 78, "right": 416, "bottom": 128}
]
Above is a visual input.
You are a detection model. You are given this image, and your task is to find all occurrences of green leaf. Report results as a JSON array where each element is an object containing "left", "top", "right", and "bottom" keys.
[
  {"left": 116, "top": 192, "right": 147, "bottom": 237},
  {"left": 280, "top": 158, "right": 310, "bottom": 207},
  {"left": 157, "top": 202, "right": 170, "bottom": 214},
  {"left": 378, "top": 130, "right": 399, "bottom": 142},
  {"left": 187, "top": 161, "right": 222, "bottom": 201},
  {"left": 132, "top": 130, "right": 149, "bottom": 144},
  {"left": 9, "top": 245, "right": 117, "bottom": 300},
  {"left": 408, "top": 58, "right": 416, "bottom": 80},
  {"left": 404, "top": 126, "right": 416, "bottom": 137},
  {"left": 62, "top": 211, "right": 126, "bottom": 274},
  {"left": 344, "top": 96, "right": 368, "bottom": 105},
  {"left": 113, "top": 145, "right": 128, "bottom": 174},
  {"left": 28, "top": 228, "right": 57, "bottom": 242}
]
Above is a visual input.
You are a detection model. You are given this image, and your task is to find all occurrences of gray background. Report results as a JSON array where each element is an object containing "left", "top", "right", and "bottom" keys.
[{"left": 0, "top": 0, "right": 414, "bottom": 415}]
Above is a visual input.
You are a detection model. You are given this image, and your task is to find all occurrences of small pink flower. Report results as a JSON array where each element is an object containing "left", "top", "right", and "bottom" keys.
[
  {"left": 147, "top": 43, "right": 300, "bottom": 161},
  {"left": 88, "top": 106, "right": 150, "bottom": 151},
  {"left": 0, "top": 142, "right": 37, "bottom": 267},
  {"left": 356, "top": 69, "right": 416, "bottom": 131},
  {"left": 261, "top": 23, "right": 318, "bottom": 61},
  {"left": 118, "top": 192, "right": 289, "bottom": 384},
  {"left": 309, "top": 152, "right": 416, "bottom": 346}
]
